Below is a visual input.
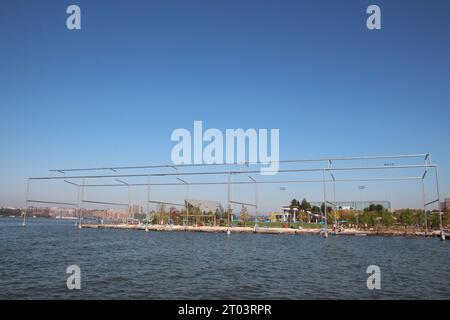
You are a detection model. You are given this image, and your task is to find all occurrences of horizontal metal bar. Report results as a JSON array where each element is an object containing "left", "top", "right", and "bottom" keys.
[
  {"left": 229, "top": 200, "right": 257, "bottom": 207},
  {"left": 48, "top": 154, "right": 429, "bottom": 173},
  {"left": 80, "top": 176, "right": 423, "bottom": 187},
  {"left": 31, "top": 164, "right": 435, "bottom": 180},
  {"left": 311, "top": 200, "right": 391, "bottom": 205},
  {"left": 148, "top": 200, "right": 185, "bottom": 207},
  {"left": 115, "top": 178, "right": 129, "bottom": 186},
  {"left": 64, "top": 180, "right": 79, "bottom": 187},
  {"left": 176, "top": 177, "right": 189, "bottom": 184},
  {"left": 424, "top": 199, "right": 439, "bottom": 207},
  {"left": 82, "top": 200, "right": 128, "bottom": 207},
  {"left": 27, "top": 200, "right": 78, "bottom": 206}
]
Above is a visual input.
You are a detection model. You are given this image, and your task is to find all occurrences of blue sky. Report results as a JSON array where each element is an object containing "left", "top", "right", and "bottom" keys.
[{"left": 1, "top": 0, "right": 450, "bottom": 210}]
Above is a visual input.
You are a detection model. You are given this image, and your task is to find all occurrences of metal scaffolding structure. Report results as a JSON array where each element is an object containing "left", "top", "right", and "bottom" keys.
[{"left": 22, "top": 153, "right": 443, "bottom": 234}]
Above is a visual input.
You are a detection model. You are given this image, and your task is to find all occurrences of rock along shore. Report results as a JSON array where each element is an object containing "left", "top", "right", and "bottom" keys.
[{"left": 80, "top": 223, "right": 446, "bottom": 238}]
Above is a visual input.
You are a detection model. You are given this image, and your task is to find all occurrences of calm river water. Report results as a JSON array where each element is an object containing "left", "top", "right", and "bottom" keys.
[{"left": 0, "top": 218, "right": 448, "bottom": 299}]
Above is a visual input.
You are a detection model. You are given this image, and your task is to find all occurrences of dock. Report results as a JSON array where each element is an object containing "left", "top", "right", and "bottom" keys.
[{"left": 80, "top": 223, "right": 446, "bottom": 238}]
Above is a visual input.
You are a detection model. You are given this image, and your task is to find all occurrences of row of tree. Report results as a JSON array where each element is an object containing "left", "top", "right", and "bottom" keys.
[
  {"left": 287, "top": 198, "right": 449, "bottom": 229},
  {"left": 148, "top": 204, "right": 221, "bottom": 226},
  {"left": 354, "top": 207, "right": 448, "bottom": 228},
  {"left": 0, "top": 208, "right": 23, "bottom": 217},
  {"left": 289, "top": 198, "right": 332, "bottom": 223}
]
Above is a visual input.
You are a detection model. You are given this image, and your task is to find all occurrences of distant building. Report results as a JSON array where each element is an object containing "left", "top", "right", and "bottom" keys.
[
  {"left": 272, "top": 207, "right": 321, "bottom": 223},
  {"left": 441, "top": 198, "right": 450, "bottom": 211},
  {"left": 185, "top": 199, "right": 223, "bottom": 215},
  {"left": 277, "top": 206, "right": 298, "bottom": 222},
  {"left": 128, "top": 204, "right": 142, "bottom": 215},
  {"left": 311, "top": 201, "right": 391, "bottom": 211}
]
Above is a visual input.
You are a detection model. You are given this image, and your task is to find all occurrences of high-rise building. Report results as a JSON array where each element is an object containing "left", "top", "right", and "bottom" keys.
[
  {"left": 128, "top": 204, "right": 142, "bottom": 216},
  {"left": 441, "top": 198, "right": 450, "bottom": 211}
]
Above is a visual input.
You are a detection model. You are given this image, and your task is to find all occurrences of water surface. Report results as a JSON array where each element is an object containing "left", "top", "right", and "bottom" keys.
[{"left": 0, "top": 218, "right": 448, "bottom": 299}]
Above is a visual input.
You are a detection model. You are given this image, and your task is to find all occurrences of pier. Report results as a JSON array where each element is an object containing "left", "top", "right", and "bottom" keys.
[{"left": 80, "top": 223, "right": 447, "bottom": 238}]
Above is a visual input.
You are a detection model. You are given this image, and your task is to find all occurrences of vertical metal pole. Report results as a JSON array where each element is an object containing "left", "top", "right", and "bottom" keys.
[
  {"left": 383, "top": 163, "right": 394, "bottom": 211},
  {"left": 422, "top": 178, "right": 428, "bottom": 235},
  {"left": 186, "top": 183, "right": 190, "bottom": 226},
  {"left": 388, "top": 167, "right": 393, "bottom": 211},
  {"left": 333, "top": 178, "right": 337, "bottom": 231},
  {"left": 127, "top": 185, "right": 131, "bottom": 222},
  {"left": 23, "top": 179, "right": 30, "bottom": 227},
  {"left": 434, "top": 166, "right": 442, "bottom": 230},
  {"left": 323, "top": 169, "right": 328, "bottom": 235},
  {"left": 330, "top": 160, "right": 337, "bottom": 231},
  {"left": 227, "top": 170, "right": 231, "bottom": 230},
  {"left": 147, "top": 176, "right": 150, "bottom": 225},
  {"left": 76, "top": 182, "right": 81, "bottom": 227},
  {"left": 357, "top": 185, "right": 365, "bottom": 228},
  {"left": 255, "top": 180, "right": 258, "bottom": 228},
  {"left": 79, "top": 178, "right": 85, "bottom": 229}
]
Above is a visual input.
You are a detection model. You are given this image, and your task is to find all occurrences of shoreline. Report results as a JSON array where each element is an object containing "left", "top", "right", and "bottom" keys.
[{"left": 80, "top": 223, "right": 447, "bottom": 238}]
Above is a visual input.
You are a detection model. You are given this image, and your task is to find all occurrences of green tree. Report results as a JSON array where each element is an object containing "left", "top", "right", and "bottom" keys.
[
  {"left": 360, "top": 211, "right": 377, "bottom": 227},
  {"left": 290, "top": 199, "right": 300, "bottom": 208},
  {"left": 398, "top": 209, "right": 415, "bottom": 226},
  {"left": 157, "top": 203, "right": 167, "bottom": 224},
  {"left": 300, "top": 198, "right": 311, "bottom": 210},
  {"left": 192, "top": 206, "right": 201, "bottom": 226},
  {"left": 240, "top": 206, "right": 249, "bottom": 227},
  {"left": 301, "top": 198, "right": 312, "bottom": 223},
  {"left": 320, "top": 203, "right": 332, "bottom": 213},
  {"left": 380, "top": 210, "right": 395, "bottom": 226},
  {"left": 414, "top": 210, "right": 426, "bottom": 227},
  {"left": 443, "top": 211, "right": 450, "bottom": 226},
  {"left": 427, "top": 210, "right": 444, "bottom": 229},
  {"left": 365, "top": 204, "right": 384, "bottom": 212}
]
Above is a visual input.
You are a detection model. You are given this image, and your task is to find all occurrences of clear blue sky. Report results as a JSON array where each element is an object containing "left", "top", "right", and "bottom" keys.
[{"left": 1, "top": 0, "right": 450, "bottom": 210}]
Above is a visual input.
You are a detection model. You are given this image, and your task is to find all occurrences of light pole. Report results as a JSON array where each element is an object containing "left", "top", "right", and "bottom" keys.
[
  {"left": 227, "top": 170, "right": 231, "bottom": 235},
  {"left": 23, "top": 178, "right": 30, "bottom": 227},
  {"left": 115, "top": 178, "right": 130, "bottom": 222},
  {"left": 177, "top": 177, "right": 190, "bottom": 226},
  {"left": 323, "top": 170, "right": 328, "bottom": 235},
  {"left": 146, "top": 176, "right": 150, "bottom": 228},
  {"left": 248, "top": 176, "right": 258, "bottom": 229},
  {"left": 384, "top": 163, "right": 394, "bottom": 211},
  {"left": 357, "top": 185, "right": 366, "bottom": 227}
]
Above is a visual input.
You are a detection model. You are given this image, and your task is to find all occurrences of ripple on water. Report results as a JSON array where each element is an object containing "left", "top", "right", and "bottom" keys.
[{"left": 0, "top": 218, "right": 449, "bottom": 299}]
